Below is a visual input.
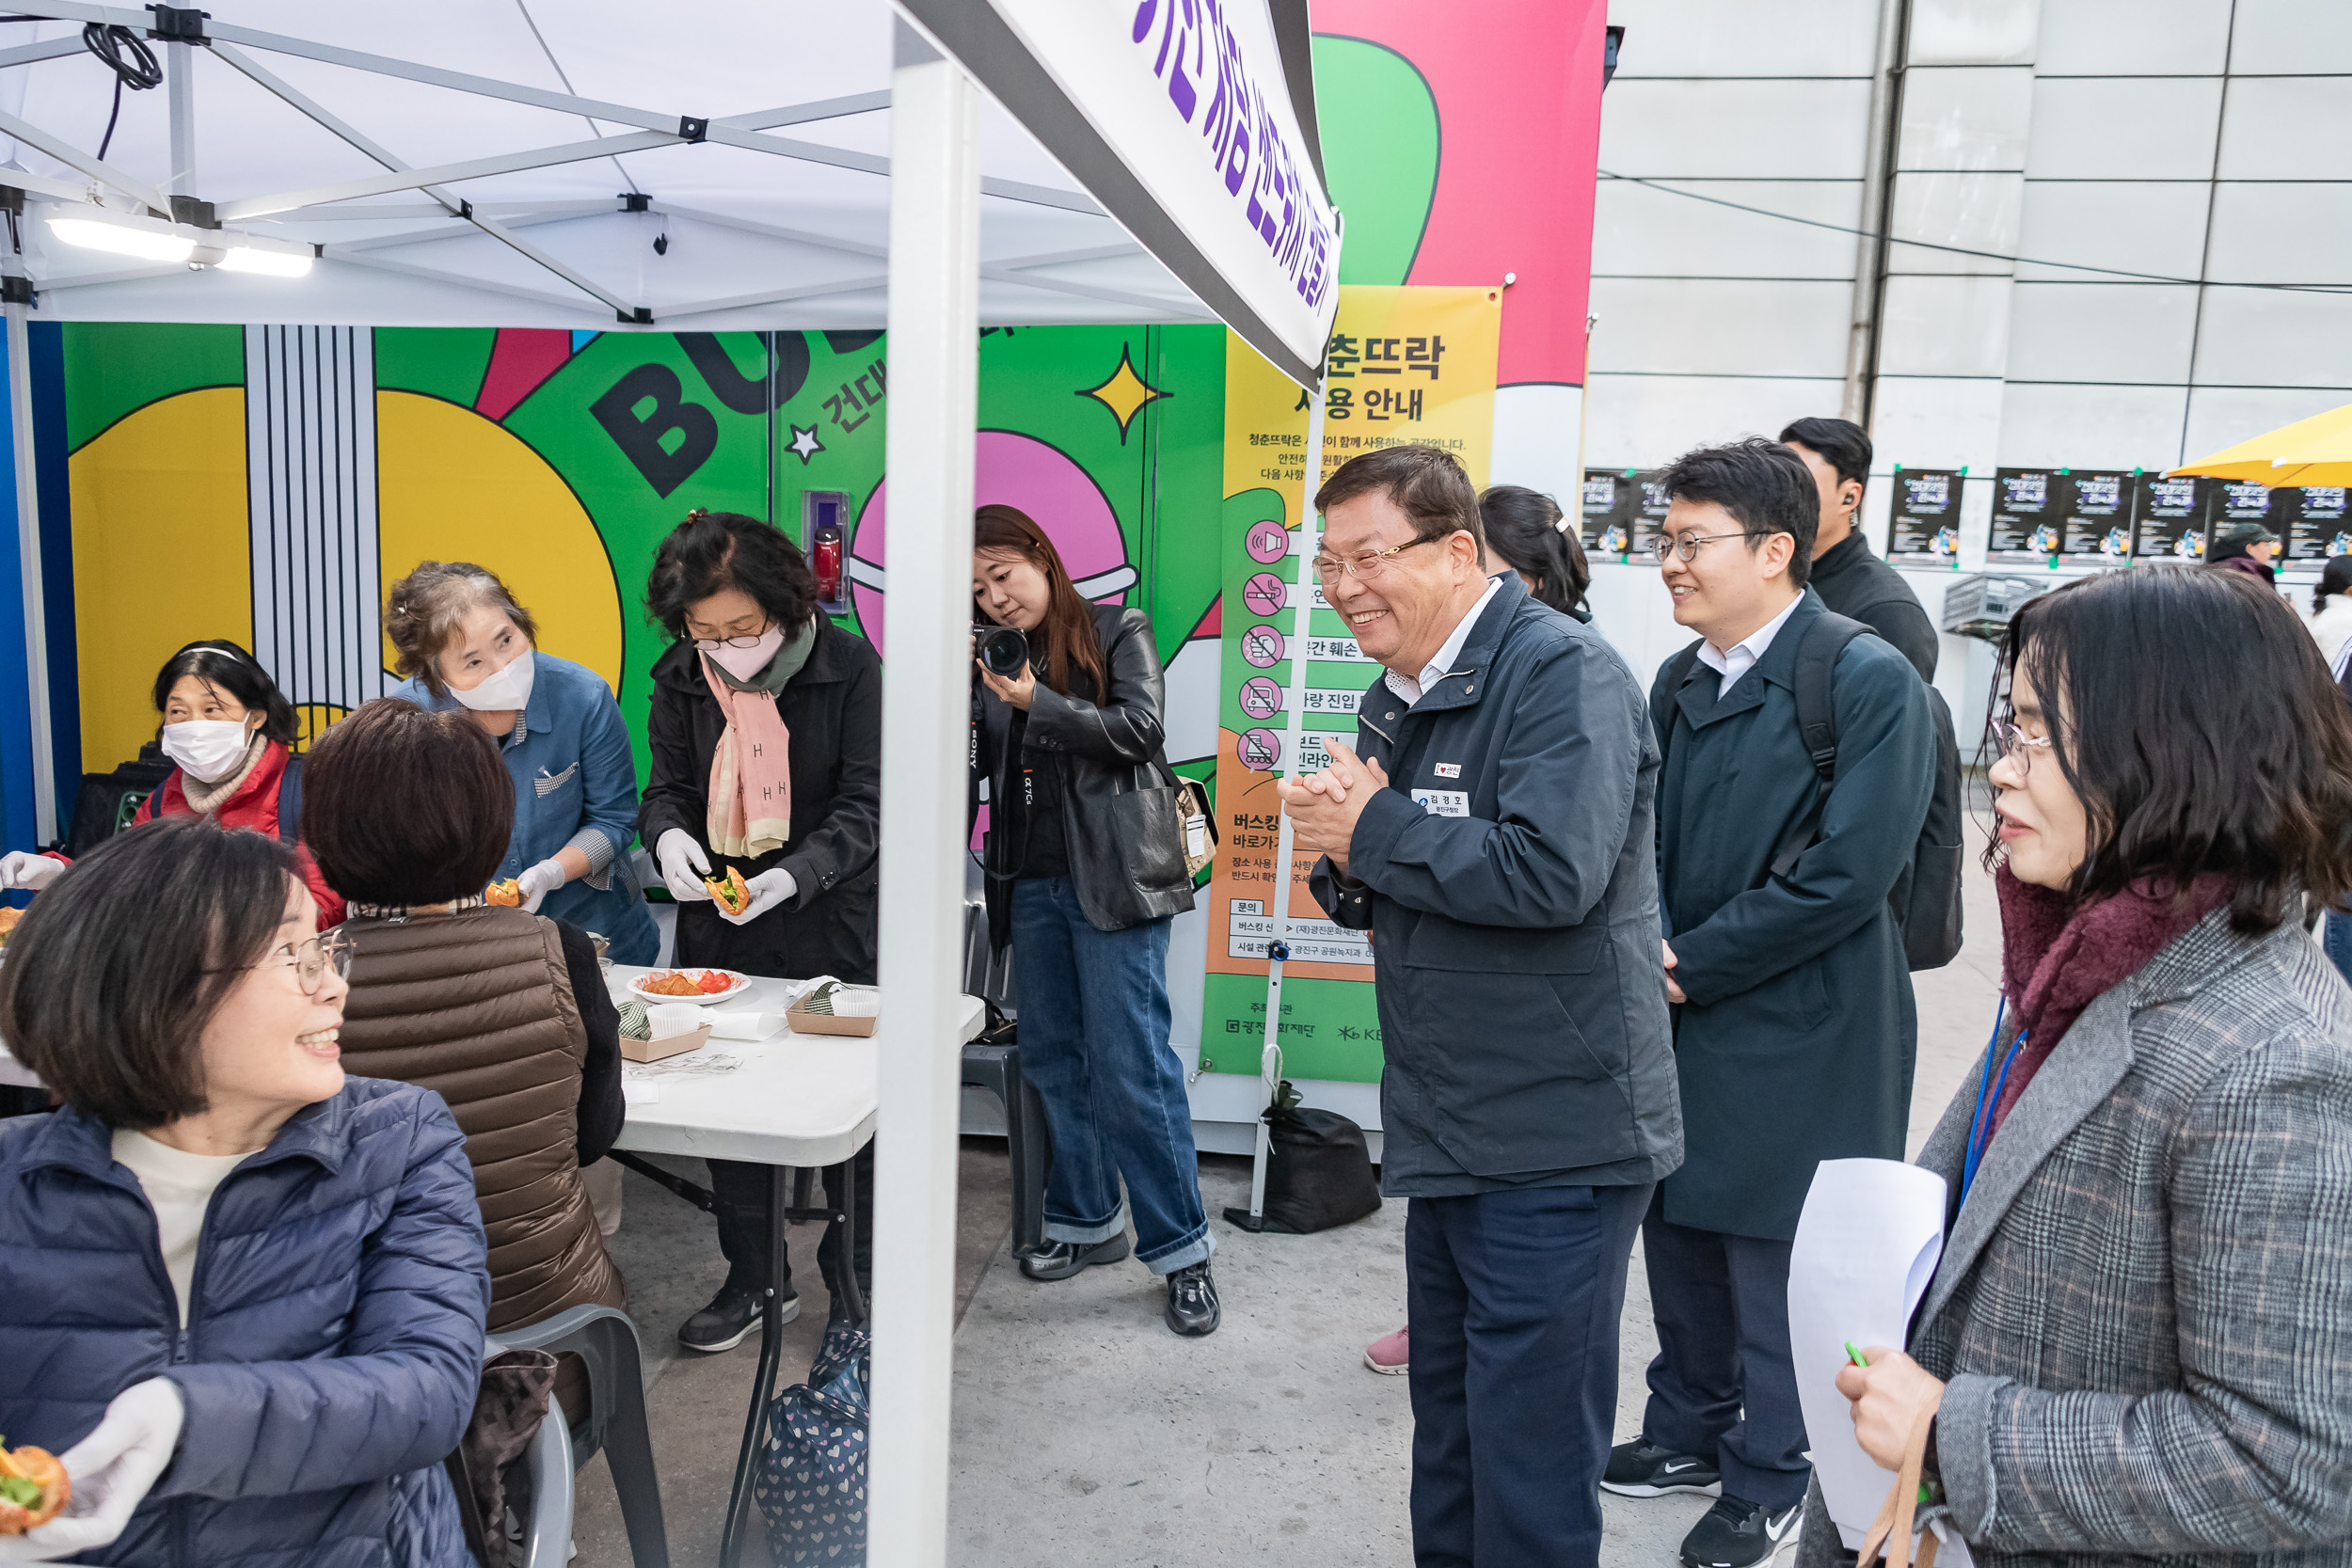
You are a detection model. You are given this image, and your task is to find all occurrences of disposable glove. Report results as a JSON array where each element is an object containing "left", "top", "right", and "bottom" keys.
[
  {"left": 655, "top": 829, "right": 712, "bottom": 902},
  {"left": 718, "top": 867, "right": 798, "bottom": 927},
  {"left": 516, "top": 857, "right": 567, "bottom": 914},
  {"left": 0, "top": 1378, "right": 183, "bottom": 1561},
  {"left": 0, "top": 851, "right": 62, "bottom": 893}
]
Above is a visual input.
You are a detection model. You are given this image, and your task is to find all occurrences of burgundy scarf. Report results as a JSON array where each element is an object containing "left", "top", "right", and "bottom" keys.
[{"left": 1987, "top": 864, "right": 2231, "bottom": 1143}]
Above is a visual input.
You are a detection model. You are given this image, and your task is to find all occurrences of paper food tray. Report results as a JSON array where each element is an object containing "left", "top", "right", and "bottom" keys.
[
  {"left": 787, "top": 991, "right": 878, "bottom": 1037},
  {"left": 621, "top": 1022, "right": 711, "bottom": 1063}
]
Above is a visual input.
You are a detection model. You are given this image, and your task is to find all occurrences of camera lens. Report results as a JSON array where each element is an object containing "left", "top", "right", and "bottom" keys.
[{"left": 977, "top": 626, "right": 1029, "bottom": 678}]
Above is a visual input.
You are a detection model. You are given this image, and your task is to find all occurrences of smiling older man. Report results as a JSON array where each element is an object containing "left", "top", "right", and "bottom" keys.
[{"left": 1279, "top": 444, "right": 1682, "bottom": 1568}]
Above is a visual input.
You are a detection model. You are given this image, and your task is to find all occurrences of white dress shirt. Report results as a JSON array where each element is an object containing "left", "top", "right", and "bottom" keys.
[
  {"left": 1695, "top": 592, "right": 1803, "bottom": 696},
  {"left": 1384, "top": 577, "right": 1502, "bottom": 706}
]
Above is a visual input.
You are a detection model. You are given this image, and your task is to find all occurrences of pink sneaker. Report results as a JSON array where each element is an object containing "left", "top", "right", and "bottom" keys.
[{"left": 1363, "top": 1325, "right": 1409, "bottom": 1374}]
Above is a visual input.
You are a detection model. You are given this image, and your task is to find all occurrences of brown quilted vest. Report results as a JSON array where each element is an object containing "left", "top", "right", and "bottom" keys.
[{"left": 336, "top": 905, "right": 624, "bottom": 1330}]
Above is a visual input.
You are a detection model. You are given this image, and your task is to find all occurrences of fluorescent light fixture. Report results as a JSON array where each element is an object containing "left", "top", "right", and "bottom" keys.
[
  {"left": 46, "top": 214, "right": 193, "bottom": 263},
  {"left": 219, "top": 245, "right": 311, "bottom": 277}
]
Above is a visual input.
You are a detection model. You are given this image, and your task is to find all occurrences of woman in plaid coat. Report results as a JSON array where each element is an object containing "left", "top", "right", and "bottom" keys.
[{"left": 1808, "top": 565, "right": 2352, "bottom": 1568}]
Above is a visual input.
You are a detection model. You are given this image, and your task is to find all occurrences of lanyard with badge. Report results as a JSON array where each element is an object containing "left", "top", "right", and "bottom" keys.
[{"left": 1960, "top": 998, "right": 2029, "bottom": 1205}]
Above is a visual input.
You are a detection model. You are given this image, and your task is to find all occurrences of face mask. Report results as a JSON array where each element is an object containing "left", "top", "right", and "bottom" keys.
[
  {"left": 161, "top": 720, "right": 256, "bottom": 784},
  {"left": 705, "top": 626, "right": 786, "bottom": 682},
  {"left": 451, "top": 649, "right": 536, "bottom": 712}
]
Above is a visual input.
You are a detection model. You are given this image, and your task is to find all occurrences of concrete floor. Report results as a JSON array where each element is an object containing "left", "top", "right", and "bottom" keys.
[{"left": 575, "top": 858, "right": 2006, "bottom": 1567}]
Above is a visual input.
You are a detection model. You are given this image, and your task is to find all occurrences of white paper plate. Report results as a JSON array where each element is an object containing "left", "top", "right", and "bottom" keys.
[{"left": 627, "top": 969, "right": 753, "bottom": 1006}]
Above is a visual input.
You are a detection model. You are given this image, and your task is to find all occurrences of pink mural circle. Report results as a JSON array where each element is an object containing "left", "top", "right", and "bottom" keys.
[{"left": 850, "top": 430, "right": 1134, "bottom": 659}]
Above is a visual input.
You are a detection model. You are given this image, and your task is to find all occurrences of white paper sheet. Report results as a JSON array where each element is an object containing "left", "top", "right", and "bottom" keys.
[
  {"left": 1788, "top": 1157, "right": 1948, "bottom": 1548},
  {"left": 704, "top": 1008, "right": 786, "bottom": 1041},
  {"left": 621, "top": 1080, "right": 660, "bottom": 1106}
]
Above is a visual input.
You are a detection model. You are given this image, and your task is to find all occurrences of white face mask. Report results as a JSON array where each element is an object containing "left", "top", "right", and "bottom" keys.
[
  {"left": 161, "top": 720, "right": 257, "bottom": 784},
  {"left": 451, "top": 649, "right": 536, "bottom": 712},
  {"left": 705, "top": 626, "right": 786, "bottom": 682}
]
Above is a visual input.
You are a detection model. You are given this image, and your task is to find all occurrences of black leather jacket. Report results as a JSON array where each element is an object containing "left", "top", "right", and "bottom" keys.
[{"left": 973, "top": 605, "right": 1195, "bottom": 950}]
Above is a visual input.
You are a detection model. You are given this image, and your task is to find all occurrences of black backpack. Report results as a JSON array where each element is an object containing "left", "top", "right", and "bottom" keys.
[{"left": 1655, "top": 612, "right": 1963, "bottom": 972}]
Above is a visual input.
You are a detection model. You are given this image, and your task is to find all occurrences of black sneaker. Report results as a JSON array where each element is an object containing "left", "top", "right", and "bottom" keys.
[
  {"left": 1164, "top": 1262, "right": 1220, "bottom": 1336},
  {"left": 1018, "top": 1234, "right": 1132, "bottom": 1281},
  {"left": 1679, "top": 1495, "right": 1802, "bottom": 1568},
  {"left": 677, "top": 1281, "right": 798, "bottom": 1353},
  {"left": 1601, "top": 1439, "right": 1722, "bottom": 1497}
]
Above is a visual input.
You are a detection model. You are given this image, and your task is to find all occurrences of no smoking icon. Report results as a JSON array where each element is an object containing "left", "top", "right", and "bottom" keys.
[
  {"left": 1245, "top": 519, "right": 1289, "bottom": 563},
  {"left": 1241, "top": 626, "right": 1285, "bottom": 668},
  {"left": 1238, "top": 676, "right": 1282, "bottom": 719},
  {"left": 1239, "top": 728, "right": 1281, "bottom": 771},
  {"left": 1242, "top": 572, "right": 1288, "bottom": 618}
]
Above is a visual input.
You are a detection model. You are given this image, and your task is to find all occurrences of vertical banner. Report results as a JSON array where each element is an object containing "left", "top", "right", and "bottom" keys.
[{"left": 1203, "top": 284, "right": 1499, "bottom": 1085}]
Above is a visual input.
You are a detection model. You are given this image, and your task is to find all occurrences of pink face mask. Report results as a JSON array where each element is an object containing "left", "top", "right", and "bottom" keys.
[{"left": 703, "top": 626, "right": 785, "bottom": 682}]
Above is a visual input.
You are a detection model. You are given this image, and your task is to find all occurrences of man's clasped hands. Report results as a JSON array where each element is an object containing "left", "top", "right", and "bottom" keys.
[{"left": 1275, "top": 736, "right": 1386, "bottom": 879}]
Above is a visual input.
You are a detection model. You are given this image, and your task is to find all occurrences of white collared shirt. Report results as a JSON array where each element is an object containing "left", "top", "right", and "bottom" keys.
[
  {"left": 1384, "top": 576, "right": 1502, "bottom": 706},
  {"left": 1695, "top": 592, "right": 1803, "bottom": 696}
]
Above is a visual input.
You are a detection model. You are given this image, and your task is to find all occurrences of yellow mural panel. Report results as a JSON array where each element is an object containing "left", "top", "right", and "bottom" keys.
[
  {"left": 71, "top": 388, "right": 252, "bottom": 771},
  {"left": 375, "top": 390, "right": 623, "bottom": 692}
]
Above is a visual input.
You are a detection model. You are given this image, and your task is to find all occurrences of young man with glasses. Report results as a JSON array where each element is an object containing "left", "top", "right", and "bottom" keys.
[
  {"left": 1280, "top": 444, "right": 1682, "bottom": 1568},
  {"left": 1605, "top": 439, "right": 1936, "bottom": 1568}
]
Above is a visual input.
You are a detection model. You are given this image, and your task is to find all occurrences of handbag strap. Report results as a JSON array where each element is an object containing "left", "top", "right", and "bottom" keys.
[{"left": 1854, "top": 1397, "right": 1943, "bottom": 1568}]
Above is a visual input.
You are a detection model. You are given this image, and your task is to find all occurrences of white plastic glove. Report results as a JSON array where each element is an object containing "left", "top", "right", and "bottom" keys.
[
  {"left": 0, "top": 851, "right": 62, "bottom": 893},
  {"left": 516, "top": 857, "right": 567, "bottom": 914},
  {"left": 718, "top": 867, "right": 798, "bottom": 927},
  {"left": 0, "top": 1378, "right": 183, "bottom": 1561},
  {"left": 655, "top": 829, "right": 712, "bottom": 902}
]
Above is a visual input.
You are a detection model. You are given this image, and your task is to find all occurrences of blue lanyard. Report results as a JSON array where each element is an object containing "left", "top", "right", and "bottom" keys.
[{"left": 1960, "top": 999, "right": 2027, "bottom": 1206}]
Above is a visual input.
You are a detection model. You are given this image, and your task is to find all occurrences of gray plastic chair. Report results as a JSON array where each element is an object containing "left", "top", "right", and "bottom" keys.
[{"left": 496, "top": 1305, "right": 671, "bottom": 1568}]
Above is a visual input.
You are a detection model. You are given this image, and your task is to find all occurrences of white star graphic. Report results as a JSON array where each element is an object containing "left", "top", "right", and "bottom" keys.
[{"left": 788, "top": 424, "right": 824, "bottom": 464}]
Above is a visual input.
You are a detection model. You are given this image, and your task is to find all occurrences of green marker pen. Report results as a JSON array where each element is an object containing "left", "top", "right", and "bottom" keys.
[{"left": 1845, "top": 1341, "right": 1869, "bottom": 1368}]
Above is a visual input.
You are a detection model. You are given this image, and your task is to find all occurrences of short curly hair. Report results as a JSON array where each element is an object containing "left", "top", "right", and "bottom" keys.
[{"left": 383, "top": 561, "right": 539, "bottom": 697}]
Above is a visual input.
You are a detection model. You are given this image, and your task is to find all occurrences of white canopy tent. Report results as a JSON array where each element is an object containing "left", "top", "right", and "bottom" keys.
[{"left": 0, "top": 2, "right": 1337, "bottom": 1560}]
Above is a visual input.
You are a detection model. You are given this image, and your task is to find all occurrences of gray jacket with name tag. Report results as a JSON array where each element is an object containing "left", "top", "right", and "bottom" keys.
[{"left": 1307, "top": 573, "right": 1683, "bottom": 1196}]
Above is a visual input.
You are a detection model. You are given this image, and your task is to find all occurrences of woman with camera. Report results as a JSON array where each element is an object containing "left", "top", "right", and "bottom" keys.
[
  {"left": 971, "top": 504, "right": 1220, "bottom": 1338},
  {"left": 638, "top": 509, "right": 882, "bottom": 1353}
]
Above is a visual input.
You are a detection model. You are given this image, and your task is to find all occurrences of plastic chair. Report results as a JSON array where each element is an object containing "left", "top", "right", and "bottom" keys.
[
  {"left": 497, "top": 1305, "right": 671, "bottom": 1568},
  {"left": 514, "top": 1392, "right": 574, "bottom": 1568}
]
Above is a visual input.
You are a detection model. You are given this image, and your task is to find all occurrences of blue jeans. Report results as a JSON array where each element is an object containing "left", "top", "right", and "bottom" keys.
[
  {"left": 1009, "top": 877, "right": 1213, "bottom": 1275},
  {"left": 2326, "top": 910, "right": 2352, "bottom": 990},
  {"left": 1407, "top": 1181, "right": 1651, "bottom": 1568}
]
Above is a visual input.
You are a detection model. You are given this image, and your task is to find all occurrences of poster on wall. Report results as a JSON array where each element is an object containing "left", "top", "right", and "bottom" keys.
[
  {"left": 2057, "top": 470, "right": 2138, "bottom": 567},
  {"left": 1205, "top": 284, "right": 1501, "bottom": 1085},
  {"left": 1989, "top": 467, "right": 2064, "bottom": 565},
  {"left": 2280, "top": 485, "right": 2351, "bottom": 572},
  {"left": 1628, "top": 471, "right": 1674, "bottom": 565},
  {"left": 1885, "top": 467, "right": 1963, "bottom": 565},
  {"left": 1581, "top": 469, "right": 1631, "bottom": 557},
  {"left": 2131, "top": 473, "right": 2213, "bottom": 562},
  {"left": 2214, "top": 480, "right": 2282, "bottom": 540}
]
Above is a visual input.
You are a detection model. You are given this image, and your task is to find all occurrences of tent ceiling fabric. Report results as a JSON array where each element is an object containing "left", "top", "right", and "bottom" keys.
[{"left": 0, "top": 0, "right": 1227, "bottom": 330}]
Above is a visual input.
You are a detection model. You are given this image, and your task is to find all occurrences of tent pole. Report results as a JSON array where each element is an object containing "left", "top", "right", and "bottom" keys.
[
  {"left": 7, "top": 297, "right": 53, "bottom": 847},
  {"left": 869, "top": 20, "right": 978, "bottom": 1568},
  {"left": 167, "top": 40, "right": 196, "bottom": 194}
]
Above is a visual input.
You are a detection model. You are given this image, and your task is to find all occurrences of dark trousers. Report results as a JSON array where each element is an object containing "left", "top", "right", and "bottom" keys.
[
  {"left": 1640, "top": 1190, "right": 1810, "bottom": 1510},
  {"left": 708, "top": 1145, "right": 874, "bottom": 1316},
  {"left": 1407, "top": 1180, "right": 1651, "bottom": 1568}
]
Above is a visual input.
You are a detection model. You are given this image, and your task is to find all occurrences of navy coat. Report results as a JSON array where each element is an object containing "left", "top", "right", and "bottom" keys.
[
  {"left": 0, "top": 1077, "right": 488, "bottom": 1568},
  {"left": 1649, "top": 588, "right": 1935, "bottom": 1241},
  {"left": 1309, "top": 574, "right": 1683, "bottom": 1195}
]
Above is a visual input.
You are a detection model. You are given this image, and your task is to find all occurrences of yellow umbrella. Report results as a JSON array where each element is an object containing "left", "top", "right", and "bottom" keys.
[{"left": 2169, "top": 399, "right": 2352, "bottom": 487}]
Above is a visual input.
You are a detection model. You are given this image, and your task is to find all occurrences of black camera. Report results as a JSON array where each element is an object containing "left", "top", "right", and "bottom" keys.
[{"left": 974, "top": 624, "right": 1029, "bottom": 679}]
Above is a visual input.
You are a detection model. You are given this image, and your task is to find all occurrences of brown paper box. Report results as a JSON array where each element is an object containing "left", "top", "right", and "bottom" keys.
[
  {"left": 620, "top": 1022, "right": 711, "bottom": 1063},
  {"left": 787, "top": 994, "right": 878, "bottom": 1037}
]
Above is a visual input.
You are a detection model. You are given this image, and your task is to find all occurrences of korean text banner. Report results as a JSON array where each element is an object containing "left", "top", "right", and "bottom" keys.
[
  {"left": 905, "top": 0, "right": 1341, "bottom": 388},
  {"left": 1204, "top": 284, "right": 1499, "bottom": 1084}
]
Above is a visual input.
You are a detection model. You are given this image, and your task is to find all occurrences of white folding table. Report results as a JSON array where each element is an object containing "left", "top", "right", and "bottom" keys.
[{"left": 604, "top": 966, "right": 983, "bottom": 1567}]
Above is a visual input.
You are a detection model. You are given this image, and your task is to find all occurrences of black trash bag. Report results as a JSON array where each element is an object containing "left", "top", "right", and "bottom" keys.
[
  {"left": 755, "top": 1320, "right": 870, "bottom": 1566},
  {"left": 1222, "top": 1081, "right": 1382, "bottom": 1235}
]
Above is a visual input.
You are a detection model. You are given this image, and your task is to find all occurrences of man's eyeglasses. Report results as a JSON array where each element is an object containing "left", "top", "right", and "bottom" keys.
[
  {"left": 1995, "top": 720, "right": 2054, "bottom": 775},
  {"left": 1311, "top": 537, "right": 1437, "bottom": 586},
  {"left": 210, "top": 930, "right": 352, "bottom": 996},
  {"left": 1645, "top": 531, "right": 1750, "bottom": 564}
]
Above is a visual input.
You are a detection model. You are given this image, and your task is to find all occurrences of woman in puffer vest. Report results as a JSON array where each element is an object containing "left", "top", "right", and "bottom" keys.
[
  {"left": 0, "top": 816, "right": 486, "bottom": 1566},
  {"left": 302, "top": 697, "right": 628, "bottom": 1370}
]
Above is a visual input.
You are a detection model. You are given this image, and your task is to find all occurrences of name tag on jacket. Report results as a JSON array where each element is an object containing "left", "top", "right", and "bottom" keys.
[{"left": 1413, "top": 788, "right": 1470, "bottom": 817}]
